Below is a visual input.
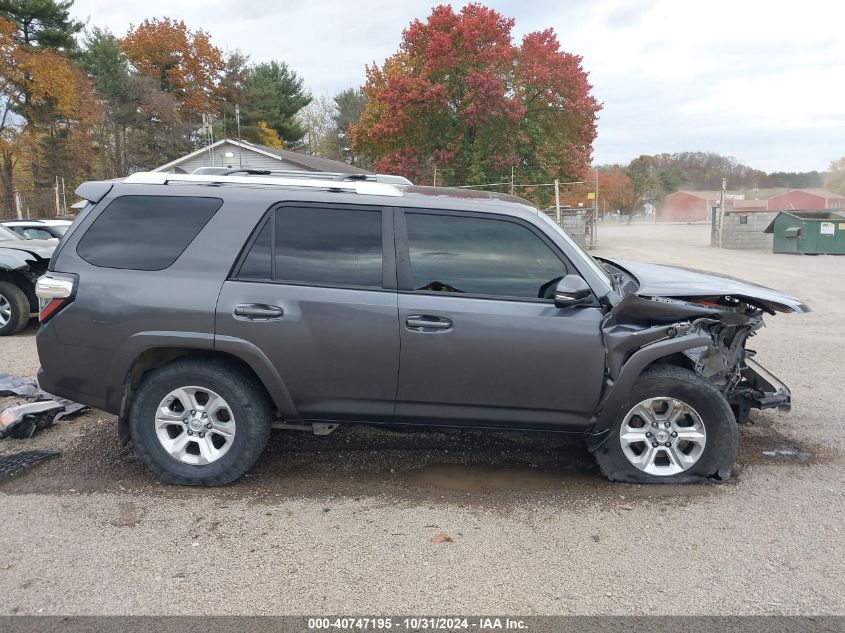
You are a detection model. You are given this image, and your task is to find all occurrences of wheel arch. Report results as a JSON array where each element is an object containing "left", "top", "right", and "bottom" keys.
[
  {"left": 587, "top": 332, "right": 712, "bottom": 449},
  {"left": 0, "top": 267, "right": 38, "bottom": 312},
  {"left": 115, "top": 336, "right": 299, "bottom": 445}
]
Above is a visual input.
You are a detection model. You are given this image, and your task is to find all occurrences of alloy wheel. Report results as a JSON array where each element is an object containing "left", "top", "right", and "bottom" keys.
[
  {"left": 0, "top": 294, "right": 10, "bottom": 327},
  {"left": 619, "top": 397, "right": 707, "bottom": 476},
  {"left": 154, "top": 386, "right": 236, "bottom": 465}
]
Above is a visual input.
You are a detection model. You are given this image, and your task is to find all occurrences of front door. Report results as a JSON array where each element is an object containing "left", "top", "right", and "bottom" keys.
[
  {"left": 394, "top": 209, "right": 605, "bottom": 430},
  {"left": 216, "top": 203, "right": 399, "bottom": 422}
]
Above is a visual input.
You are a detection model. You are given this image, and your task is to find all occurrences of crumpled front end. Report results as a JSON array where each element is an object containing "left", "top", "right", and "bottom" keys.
[{"left": 602, "top": 292, "right": 792, "bottom": 422}]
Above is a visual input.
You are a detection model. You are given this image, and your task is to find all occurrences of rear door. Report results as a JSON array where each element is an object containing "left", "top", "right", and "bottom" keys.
[
  {"left": 215, "top": 202, "right": 400, "bottom": 422},
  {"left": 393, "top": 209, "right": 605, "bottom": 430}
]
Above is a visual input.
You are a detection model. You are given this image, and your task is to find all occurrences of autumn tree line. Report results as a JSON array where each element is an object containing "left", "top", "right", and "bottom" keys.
[
  {"left": 0, "top": 0, "right": 363, "bottom": 217},
  {"left": 1, "top": 0, "right": 841, "bottom": 219}
]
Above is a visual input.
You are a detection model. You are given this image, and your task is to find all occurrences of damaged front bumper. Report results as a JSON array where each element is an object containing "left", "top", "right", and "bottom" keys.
[{"left": 735, "top": 356, "right": 791, "bottom": 412}]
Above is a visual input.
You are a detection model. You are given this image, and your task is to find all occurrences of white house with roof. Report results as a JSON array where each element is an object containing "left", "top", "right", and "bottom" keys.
[{"left": 153, "top": 138, "right": 371, "bottom": 175}]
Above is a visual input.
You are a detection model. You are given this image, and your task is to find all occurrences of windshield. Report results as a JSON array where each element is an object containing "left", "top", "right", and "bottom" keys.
[
  {"left": 0, "top": 225, "right": 19, "bottom": 241},
  {"left": 534, "top": 211, "right": 614, "bottom": 292}
]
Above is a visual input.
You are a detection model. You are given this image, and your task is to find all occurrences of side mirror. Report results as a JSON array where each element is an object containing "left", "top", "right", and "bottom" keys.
[{"left": 554, "top": 275, "right": 592, "bottom": 308}]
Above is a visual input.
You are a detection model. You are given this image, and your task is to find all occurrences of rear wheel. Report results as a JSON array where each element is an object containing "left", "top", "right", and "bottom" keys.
[
  {"left": 0, "top": 282, "right": 31, "bottom": 336},
  {"left": 593, "top": 365, "right": 737, "bottom": 483},
  {"left": 129, "top": 358, "right": 272, "bottom": 485}
]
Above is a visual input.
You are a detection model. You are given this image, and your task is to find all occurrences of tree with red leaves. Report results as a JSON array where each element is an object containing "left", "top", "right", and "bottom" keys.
[{"left": 351, "top": 4, "right": 600, "bottom": 189}]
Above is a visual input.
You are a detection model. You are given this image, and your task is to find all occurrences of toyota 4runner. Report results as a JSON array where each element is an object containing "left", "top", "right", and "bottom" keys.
[{"left": 34, "top": 171, "right": 807, "bottom": 485}]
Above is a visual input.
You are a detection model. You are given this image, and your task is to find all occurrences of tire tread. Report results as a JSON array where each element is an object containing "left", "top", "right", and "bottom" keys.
[
  {"left": 593, "top": 364, "right": 738, "bottom": 484},
  {"left": 129, "top": 357, "right": 272, "bottom": 486},
  {"left": 0, "top": 281, "right": 31, "bottom": 336}
]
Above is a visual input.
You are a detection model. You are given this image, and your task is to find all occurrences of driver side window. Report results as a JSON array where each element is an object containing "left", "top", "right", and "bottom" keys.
[{"left": 404, "top": 212, "right": 566, "bottom": 300}]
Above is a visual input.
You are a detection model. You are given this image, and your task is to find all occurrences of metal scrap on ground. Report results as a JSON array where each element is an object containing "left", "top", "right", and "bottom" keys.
[
  {"left": 0, "top": 449, "right": 59, "bottom": 481},
  {"left": 0, "top": 378, "right": 88, "bottom": 439}
]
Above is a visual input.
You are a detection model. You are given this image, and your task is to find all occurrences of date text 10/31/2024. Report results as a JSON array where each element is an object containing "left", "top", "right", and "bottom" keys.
[{"left": 307, "top": 617, "right": 528, "bottom": 630}]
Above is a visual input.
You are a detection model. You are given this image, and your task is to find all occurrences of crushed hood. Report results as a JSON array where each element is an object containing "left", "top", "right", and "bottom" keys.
[
  {"left": 0, "top": 239, "right": 56, "bottom": 260},
  {"left": 603, "top": 258, "right": 810, "bottom": 314}
]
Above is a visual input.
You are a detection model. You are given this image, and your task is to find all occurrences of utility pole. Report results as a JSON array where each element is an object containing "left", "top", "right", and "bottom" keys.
[
  {"left": 510, "top": 165, "right": 515, "bottom": 196},
  {"left": 593, "top": 166, "right": 599, "bottom": 248},
  {"left": 554, "top": 179, "right": 561, "bottom": 225},
  {"left": 716, "top": 177, "right": 727, "bottom": 247},
  {"left": 235, "top": 104, "right": 243, "bottom": 168},
  {"left": 13, "top": 187, "right": 22, "bottom": 220}
]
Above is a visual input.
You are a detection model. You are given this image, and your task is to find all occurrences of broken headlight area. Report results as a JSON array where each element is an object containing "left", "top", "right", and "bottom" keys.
[{"left": 603, "top": 294, "right": 791, "bottom": 422}]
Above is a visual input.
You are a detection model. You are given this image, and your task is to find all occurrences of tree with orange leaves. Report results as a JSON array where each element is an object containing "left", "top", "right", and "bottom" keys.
[
  {"left": 0, "top": 17, "right": 97, "bottom": 216},
  {"left": 123, "top": 18, "right": 224, "bottom": 122},
  {"left": 597, "top": 166, "right": 640, "bottom": 215}
]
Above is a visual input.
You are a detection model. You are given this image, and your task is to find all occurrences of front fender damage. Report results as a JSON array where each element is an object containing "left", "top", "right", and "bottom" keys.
[{"left": 585, "top": 293, "right": 792, "bottom": 451}]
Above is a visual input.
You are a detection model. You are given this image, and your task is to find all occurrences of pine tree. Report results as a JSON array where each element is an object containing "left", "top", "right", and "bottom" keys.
[{"left": 0, "top": 0, "right": 83, "bottom": 50}]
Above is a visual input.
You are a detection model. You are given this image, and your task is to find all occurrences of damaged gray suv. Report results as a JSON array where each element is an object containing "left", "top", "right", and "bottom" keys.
[{"left": 34, "top": 171, "right": 807, "bottom": 485}]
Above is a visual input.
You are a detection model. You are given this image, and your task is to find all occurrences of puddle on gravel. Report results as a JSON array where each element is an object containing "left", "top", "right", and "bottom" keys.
[
  {"left": 0, "top": 403, "right": 835, "bottom": 509},
  {"left": 736, "top": 416, "right": 833, "bottom": 468},
  {"left": 409, "top": 463, "right": 583, "bottom": 492}
]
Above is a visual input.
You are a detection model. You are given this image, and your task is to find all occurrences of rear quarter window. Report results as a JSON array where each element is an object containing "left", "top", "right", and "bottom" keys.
[{"left": 76, "top": 195, "right": 223, "bottom": 270}]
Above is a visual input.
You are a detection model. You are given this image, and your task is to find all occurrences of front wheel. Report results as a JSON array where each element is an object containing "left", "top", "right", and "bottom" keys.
[
  {"left": 129, "top": 358, "right": 272, "bottom": 485},
  {"left": 593, "top": 365, "right": 738, "bottom": 483}
]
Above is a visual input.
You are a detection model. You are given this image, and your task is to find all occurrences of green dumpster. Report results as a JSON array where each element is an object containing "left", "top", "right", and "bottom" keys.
[{"left": 763, "top": 210, "right": 845, "bottom": 255}]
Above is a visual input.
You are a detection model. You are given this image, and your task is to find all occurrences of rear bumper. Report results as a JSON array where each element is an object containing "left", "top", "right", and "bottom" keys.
[{"left": 35, "top": 323, "right": 119, "bottom": 412}]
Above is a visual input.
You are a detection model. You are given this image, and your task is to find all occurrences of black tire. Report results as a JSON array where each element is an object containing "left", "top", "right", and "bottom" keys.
[
  {"left": 593, "top": 365, "right": 738, "bottom": 484},
  {"left": 129, "top": 357, "right": 272, "bottom": 486},
  {"left": 0, "top": 281, "right": 31, "bottom": 336}
]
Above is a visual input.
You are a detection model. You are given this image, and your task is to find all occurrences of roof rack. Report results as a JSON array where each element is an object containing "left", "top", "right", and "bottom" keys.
[{"left": 123, "top": 171, "right": 405, "bottom": 197}]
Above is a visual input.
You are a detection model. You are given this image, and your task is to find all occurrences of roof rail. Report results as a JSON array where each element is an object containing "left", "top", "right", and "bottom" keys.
[
  {"left": 191, "top": 166, "right": 412, "bottom": 185},
  {"left": 123, "top": 171, "right": 405, "bottom": 197}
]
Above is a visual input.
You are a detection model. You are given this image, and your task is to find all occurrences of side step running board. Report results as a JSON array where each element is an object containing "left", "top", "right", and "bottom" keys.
[{"left": 271, "top": 420, "right": 339, "bottom": 435}]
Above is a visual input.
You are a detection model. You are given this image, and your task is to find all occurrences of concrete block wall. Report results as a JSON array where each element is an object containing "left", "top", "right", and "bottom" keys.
[
  {"left": 542, "top": 209, "right": 587, "bottom": 247},
  {"left": 720, "top": 211, "right": 777, "bottom": 250}
]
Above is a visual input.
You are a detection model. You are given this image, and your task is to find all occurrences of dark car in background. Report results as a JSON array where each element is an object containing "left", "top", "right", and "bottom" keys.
[
  {"left": 0, "top": 224, "right": 55, "bottom": 335},
  {"left": 34, "top": 171, "right": 806, "bottom": 486}
]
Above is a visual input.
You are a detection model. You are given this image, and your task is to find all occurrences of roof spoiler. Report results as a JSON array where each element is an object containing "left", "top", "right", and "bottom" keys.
[{"left": 75, "top": 181, "right": 113, "bottom": 204}]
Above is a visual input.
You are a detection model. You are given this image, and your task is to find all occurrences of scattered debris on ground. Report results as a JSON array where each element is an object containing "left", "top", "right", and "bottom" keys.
[
  {"left": 431, "top": 533, "right": 454, "bottom": 544},
  {"left": 762, "top": 445, "right": 813, "bottom": 463},
  {"left": 0, "top": 449, "right": 59, "bottom": 481},
  {"left": 0, "top": 374, "right": 37, "bottom": 397},
  {"left": 0, "top": 395, "right": 87, "bottom": 439}
]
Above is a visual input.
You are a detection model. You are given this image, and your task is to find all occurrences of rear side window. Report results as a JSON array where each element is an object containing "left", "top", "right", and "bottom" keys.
[
  {"left": 76, "top": 195, "right": 223, "bottom": 270},
  {"left": 21, "top": 228, "right": 55, "bottom": 240},
  {"left": 236, "top": 206, "right": 383, "bottom": 288}
]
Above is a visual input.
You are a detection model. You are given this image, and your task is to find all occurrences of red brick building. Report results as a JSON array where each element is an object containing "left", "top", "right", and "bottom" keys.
[
  {"left": 657, "top": 191, "right": 720, "bottom": 222},
  {"left": 766, "top": 189, "right": 845, "bottom": 211},
  {"left": 657, "top": 188, "right": 845, "bottom": 223}
]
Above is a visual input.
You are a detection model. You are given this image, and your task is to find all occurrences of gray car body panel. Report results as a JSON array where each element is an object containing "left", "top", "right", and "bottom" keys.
[
  {"left": 602, "top": 258, "right": 808, "bottom": 314},
  {"left": 36, "top": 179, "right": 801, "bottom": 439}
]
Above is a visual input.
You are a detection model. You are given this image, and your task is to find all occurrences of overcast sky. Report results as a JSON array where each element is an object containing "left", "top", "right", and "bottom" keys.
[{"left": 71, "top": 0, "right": 844, "bottom": 173}]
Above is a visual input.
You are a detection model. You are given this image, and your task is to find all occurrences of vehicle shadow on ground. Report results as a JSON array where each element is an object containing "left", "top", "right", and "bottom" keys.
[{"left": 3, "top": 407, "right": 830, "bottom": 508}]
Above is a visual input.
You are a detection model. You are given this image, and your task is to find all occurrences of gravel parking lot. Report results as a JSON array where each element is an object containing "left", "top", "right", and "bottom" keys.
[{"left": 0, "top": 223, "right": 843, "bottom": 615}]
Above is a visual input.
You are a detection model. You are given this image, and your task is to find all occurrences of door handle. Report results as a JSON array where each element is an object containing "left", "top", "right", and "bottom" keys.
[
  {"left": 233, "top": 303, "right": 284, "bottom": 320},
  {"left": 405, "top": 315, "right": 453, "bottom": 330}
]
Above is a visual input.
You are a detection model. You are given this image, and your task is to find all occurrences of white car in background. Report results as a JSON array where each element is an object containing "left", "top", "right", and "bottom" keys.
[{"left": 1, "top": 219, "right": 73, "bottom": 241}]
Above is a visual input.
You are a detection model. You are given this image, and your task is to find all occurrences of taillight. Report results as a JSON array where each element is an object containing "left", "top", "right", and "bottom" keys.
[{"left": 35, "top": 273, "right": 77, "bottom": 323}]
